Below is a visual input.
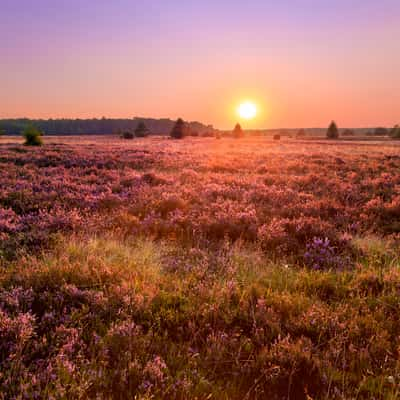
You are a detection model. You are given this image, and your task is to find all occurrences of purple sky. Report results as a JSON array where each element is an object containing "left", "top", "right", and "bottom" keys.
[{"left": 1, "top": 0, "right": 399, "bottom": 128}]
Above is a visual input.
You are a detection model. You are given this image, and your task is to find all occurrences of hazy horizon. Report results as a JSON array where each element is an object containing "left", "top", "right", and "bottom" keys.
[{"left": 1, "top": 0, "right": 399, "bottom": 129}]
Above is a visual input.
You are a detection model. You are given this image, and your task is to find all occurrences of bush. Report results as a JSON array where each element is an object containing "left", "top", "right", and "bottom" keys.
[
  {"left": 122, "top": 131, "right": 134, "bottom": 139},
  {"left": 326, "top": 121, "right": 339, "bottom": 139},
  {"left": 304, "top": 237, "right": 347, "bottom": 270},
  {"left": 170, "top": 118, "right": 185, "bottom": 139},
  {"left": 23, "top": 125, "right": 43, "bottom": 146},
  {"left": 273, "top": 134, "right": 281, "bottom": 140}
]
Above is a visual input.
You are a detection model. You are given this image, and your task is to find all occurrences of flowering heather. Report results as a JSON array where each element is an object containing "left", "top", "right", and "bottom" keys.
[{"left": 0, "top": 137, "right": 400, "bottom": 399}]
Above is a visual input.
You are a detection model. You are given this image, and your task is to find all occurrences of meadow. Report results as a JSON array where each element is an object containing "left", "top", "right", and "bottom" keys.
[{"left": 1, "top": 136, "right": 400, "bottom": 399}]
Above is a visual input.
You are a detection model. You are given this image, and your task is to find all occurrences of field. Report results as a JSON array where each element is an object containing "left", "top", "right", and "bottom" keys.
[{"left": 1, "top": 136, "right": 400, "bottom": 399}]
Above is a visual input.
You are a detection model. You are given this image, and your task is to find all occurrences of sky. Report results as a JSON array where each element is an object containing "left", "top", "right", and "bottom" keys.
[{"left": 1, "top": 0, "right": 399, "bottom": 129}]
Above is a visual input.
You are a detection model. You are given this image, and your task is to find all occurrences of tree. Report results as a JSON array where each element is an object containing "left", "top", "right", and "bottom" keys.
[
  {"left": 134, "top": 121, "right": 149, "bottom": 137},
  {"left": 23, "top": 125, "right": 43, "bottom": 146},
  {"left": 390, "top": 125, "right": 400, "bottom": 139},
  {"left": 233, "top": 123, "right": 244, "bottom": 138},
  {"left": 170, "top": 118, "right": 185, "bottom": 139},
  {"left": 326, "top": 121, "right": 339, "bottom": 139}
]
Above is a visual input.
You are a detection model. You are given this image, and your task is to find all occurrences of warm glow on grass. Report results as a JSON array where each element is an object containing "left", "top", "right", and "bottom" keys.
[{"left": 237, "top": 101, "right": 257, "bottom": 120}]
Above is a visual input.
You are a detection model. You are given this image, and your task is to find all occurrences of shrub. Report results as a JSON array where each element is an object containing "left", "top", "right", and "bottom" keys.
[
  {"left": 23, "top": 125, "right": 43, "bottom": 146},
  {"left": 170, "top": 118, "right": 185, "bottom": 139},
  {"left": 273, "top": 134, "right": 281, "bottom": 140},
  {"left": 122, "top": 131, "right": 134, "bottom": 139},
  {"left": 326, "top": 121, "right": 339, "bottom": 139},
  {"left": 304, "top": 237, "right": 347, "bottom": 270}
]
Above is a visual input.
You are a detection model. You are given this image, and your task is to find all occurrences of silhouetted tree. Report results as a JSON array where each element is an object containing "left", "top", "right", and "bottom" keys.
[
  {"left": 170, "top": 118, "right": 185, "bottom": 139},
  {"left": 135, "top": 121, "right": 149, "bottom": 137},
  {"left": 390, "top": 125, "right": 400, "bottom": 139},
  {"left": 327, "top": 121, "right": 339, "bottom": 139},
  {"left": 233, "top": 123, "right": 244, "bottom": 138},
  {"left": 23, "top": 125, "right": 43, "bottom": 146}
]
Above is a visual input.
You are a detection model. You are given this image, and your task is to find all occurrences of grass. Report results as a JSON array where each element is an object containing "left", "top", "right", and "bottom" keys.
[{"left": 1, "top": 234, "right": 399, "bottom": 399}]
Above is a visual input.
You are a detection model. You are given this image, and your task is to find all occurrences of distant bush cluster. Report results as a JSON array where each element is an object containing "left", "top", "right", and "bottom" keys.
[{"left": 121, "top": 121, "right": 150, "bottom": 139}]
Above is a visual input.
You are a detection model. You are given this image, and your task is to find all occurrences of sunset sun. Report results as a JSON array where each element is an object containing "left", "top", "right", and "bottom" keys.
[{"left": 237, "top": 101, "right": 257, "bottom": 120}]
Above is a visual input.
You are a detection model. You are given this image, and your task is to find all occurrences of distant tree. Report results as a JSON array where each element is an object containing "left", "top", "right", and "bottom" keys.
[
  {"left": 326, "top": 121, "right": 339, "bottom": 139},
  {"left": 233, "top": 123, "right": 244, "bottom": 138},
  {"left": 122, "top": 131, "right": 134, "bottom": 139},
  {"left": 342, "top": 129, "right": 355, "bottom": 136},
  {"left": 134, "top": 121, "right": 149, "bottom": 137},
  {"left": 374, "top": 127, "right": 389, "bottom": 136},
  {"left": 390, "top": 125, "right": 400, "bottom": 139},
  {"left": 273, "top": 134, "right": 281, "bottom": 140},
  {"left": 23, "top": 125, "right": 43, "bottom": 146},
  {"left": 170, "top": 118, "right": 185, "bottom": 139}
]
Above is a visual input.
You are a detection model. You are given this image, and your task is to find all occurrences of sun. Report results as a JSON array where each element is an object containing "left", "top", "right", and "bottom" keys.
[{"left": 237, "top": 101, "right": 257, "bottom": 120}]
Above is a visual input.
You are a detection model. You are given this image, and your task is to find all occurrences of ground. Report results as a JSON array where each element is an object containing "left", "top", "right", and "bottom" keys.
[{"left": 0, "top": 136, "right": 399, "bottom": 399}]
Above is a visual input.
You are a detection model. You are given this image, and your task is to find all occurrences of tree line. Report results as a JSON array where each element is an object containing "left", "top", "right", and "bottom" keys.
[{"left": 0, "top": 118, "right": 214, "bottom": 136}]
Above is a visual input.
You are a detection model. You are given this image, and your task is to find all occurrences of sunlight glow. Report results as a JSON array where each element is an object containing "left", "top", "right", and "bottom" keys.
[{"left": 237, "top": 101, "right": 257, "bottom": 120}]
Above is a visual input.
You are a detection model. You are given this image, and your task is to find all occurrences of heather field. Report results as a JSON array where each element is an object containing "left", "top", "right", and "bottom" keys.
[{"left": 1, "top": 136, "right": 400, "bottom": 399}]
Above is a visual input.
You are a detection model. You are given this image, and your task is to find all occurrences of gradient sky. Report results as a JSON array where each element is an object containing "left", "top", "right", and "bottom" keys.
[{"left": 1, "top": 0, "right": 399, "bottom": 129}]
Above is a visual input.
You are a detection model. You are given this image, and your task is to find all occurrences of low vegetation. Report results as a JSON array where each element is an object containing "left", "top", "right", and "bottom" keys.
[
  {"left": 1, "top": 137, "right": 400, "bottom": 398},
  {"left": 23, "top": 125, "right": 43, "bottom": 146}
]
